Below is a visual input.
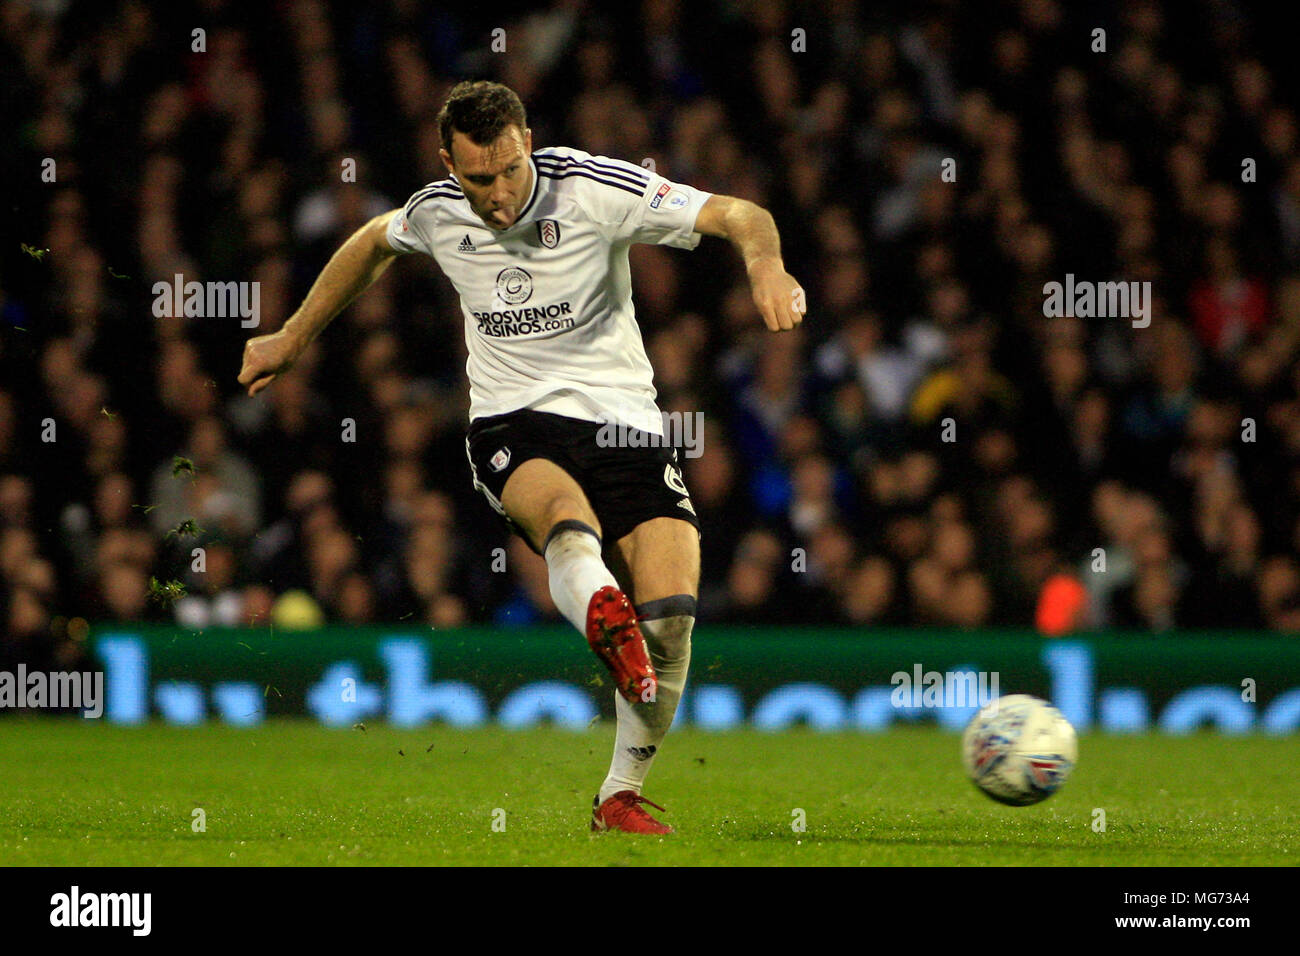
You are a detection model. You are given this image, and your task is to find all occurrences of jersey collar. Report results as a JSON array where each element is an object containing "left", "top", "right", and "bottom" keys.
[{"left": 511, "top": 155, "right": 541, "bottom": 227}]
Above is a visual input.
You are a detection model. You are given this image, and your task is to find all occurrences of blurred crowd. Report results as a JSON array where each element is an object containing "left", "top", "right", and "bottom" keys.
[{"left": 3, "top": 0, "right": 1300, "bottom": 668}]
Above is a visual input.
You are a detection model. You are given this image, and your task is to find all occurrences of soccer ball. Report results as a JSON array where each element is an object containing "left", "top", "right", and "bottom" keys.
[{"left": 961, "top": 694, "right": 1077, "bottom": 806}]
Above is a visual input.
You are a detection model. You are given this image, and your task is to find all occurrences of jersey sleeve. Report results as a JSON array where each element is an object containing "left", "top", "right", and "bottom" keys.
[
  {"left": 385, "top": 205, "right": 426, "bottom": 255},
  {"left": 574, "top": 154, "right": 713, "bottom": 249}
]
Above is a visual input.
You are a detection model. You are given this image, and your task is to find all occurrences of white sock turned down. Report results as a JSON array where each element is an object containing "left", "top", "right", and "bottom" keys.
[
  {"left": 599, "top": 603, "right": 695, "bottom": 804},
  {"left": 541, "top": 522, "right": 696, "bottom": 804}
]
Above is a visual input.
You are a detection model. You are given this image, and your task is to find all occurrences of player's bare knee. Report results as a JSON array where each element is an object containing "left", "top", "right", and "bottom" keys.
[{"left": 543, "top": 496, "right": 599, "bottom": 540}]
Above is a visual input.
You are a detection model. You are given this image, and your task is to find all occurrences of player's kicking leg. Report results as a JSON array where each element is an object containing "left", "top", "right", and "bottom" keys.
[
  {"left": 467, "top": 411, "right": 699, "bottom": 834},
  {"left": 499, "top": 459, "right": 659, "bottom": 706},
  {"left": 590, "top": 515, "right": 699, "bottom": 835}
]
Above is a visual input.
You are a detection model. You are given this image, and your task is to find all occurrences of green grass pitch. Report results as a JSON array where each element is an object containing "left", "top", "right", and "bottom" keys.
[{"left": 1, "top": 720, "right": 1295, "bottom": 866}]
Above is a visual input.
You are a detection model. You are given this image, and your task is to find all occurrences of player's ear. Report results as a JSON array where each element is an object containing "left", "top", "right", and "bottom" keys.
[
  {"left": 440, "top": 148, "right": 454, "bottom": 177},
  {"left": 524, "top": 127, "right": 532, "bottom": 153}
]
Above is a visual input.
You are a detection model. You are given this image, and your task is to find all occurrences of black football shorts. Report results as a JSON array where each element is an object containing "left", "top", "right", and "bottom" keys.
[{"left": 465, "top": 408, "right": 701, "bottom": 553}]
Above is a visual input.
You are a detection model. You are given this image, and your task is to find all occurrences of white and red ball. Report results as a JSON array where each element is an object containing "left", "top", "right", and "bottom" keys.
[{"left": 962, "top": 694, "right": 1078, "bottom": 806}]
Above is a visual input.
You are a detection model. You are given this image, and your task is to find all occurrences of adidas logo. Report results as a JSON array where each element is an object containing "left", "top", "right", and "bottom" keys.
[
  {"left": 626, "top": 745, "right": 657, "bottom": 761},
  {"left": 457, "top": 234, "right": 476, "bottom": 252}
]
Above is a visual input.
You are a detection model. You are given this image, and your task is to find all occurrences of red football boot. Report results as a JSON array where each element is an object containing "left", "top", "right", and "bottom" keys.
[
  {"left": 585, "top": 585, "right": 657, "bottom": 704},
  {"left": 591, "top": 790, "right": 674, "bottom": 834}
]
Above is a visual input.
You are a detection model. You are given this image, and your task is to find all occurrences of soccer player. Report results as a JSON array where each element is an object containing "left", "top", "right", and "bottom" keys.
[{"left": 238, "top": 81, "right": 805, "bottom": 833}]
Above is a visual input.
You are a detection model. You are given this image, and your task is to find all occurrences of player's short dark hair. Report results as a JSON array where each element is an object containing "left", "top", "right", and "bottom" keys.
[{"left": 437, "top": 81, "right": 527, "bottom": 159}]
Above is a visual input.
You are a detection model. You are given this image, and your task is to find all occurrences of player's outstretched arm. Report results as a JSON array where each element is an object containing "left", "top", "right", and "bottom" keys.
[
  {"left": 693, "top": 195, "right": 806, "bottom": 332},
  {"left": 238, "top": 210, "right": 401, "bottom": 396}
]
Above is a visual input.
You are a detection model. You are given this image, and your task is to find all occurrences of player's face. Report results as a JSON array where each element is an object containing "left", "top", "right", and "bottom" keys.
[{"left": 442, "top": 125, "right": 533, "bottom": 231}]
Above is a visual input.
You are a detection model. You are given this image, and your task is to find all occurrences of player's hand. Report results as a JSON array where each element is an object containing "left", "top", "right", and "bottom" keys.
[
  {"left": 748, "top": 258, "right": 806, "bottom": 332},
  {"left": 238, "top": 328, "right": 303, "bottom": 397}
]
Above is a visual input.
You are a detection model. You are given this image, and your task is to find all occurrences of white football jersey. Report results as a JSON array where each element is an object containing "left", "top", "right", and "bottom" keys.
[{"left": 385, "top": 146, "right": 713, "bottom": 434}]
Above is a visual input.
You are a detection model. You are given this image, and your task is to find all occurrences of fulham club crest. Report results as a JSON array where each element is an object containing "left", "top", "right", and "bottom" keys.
[{"left": 537, "top": 219, "right": 561, "bottom": 248}]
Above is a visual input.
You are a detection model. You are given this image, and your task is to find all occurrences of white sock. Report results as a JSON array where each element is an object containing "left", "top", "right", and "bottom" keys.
[
  {"left": 599, "top": 597, "right": 695, "bottom": 802},
  {"left": 543, "top": 521, "right": 618, "bottom": 633}
]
